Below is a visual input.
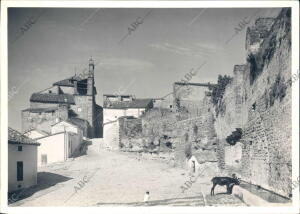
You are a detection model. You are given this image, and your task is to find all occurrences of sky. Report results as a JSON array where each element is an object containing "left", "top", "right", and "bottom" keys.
[{"left": 8, "top": 7, "right": 281, "bottom": 131}]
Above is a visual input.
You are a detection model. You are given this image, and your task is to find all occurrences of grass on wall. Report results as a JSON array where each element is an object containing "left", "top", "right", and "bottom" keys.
[
  {"left": 211, "top": 75, "right": 233, "bottom": 117},
  {"left": 226, "top": 128, "right": 243, "bottom": 146}
]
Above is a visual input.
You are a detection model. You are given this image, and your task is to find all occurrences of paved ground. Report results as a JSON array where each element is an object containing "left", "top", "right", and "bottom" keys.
[{"left": 9, "top": 139, "right": 245, "bottom": 207}]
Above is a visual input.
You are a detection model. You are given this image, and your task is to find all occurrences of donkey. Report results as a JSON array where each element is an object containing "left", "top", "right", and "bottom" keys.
[{"left": 211, "top": 176, "right": 240, "bottom": 196}]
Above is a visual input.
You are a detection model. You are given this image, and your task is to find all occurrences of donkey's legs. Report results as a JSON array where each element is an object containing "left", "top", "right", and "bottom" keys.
[{"left": 211, "top": 183, "right": 217, "bottom": 196}]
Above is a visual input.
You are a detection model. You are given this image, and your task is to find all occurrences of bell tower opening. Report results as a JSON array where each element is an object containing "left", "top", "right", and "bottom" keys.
[
  {"left": 87, "top": 57, "right": 95, "bottom": 96},
  {"left": 89, "top": 57, "right": 94, "bottom": 78}
]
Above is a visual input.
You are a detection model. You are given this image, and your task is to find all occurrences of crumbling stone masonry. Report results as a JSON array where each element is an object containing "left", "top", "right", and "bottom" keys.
[{"left": 214, "top": 9, "right": 292, "bottom": 197}]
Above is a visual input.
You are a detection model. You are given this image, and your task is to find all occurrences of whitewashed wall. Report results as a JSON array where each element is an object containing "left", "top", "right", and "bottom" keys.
[
  {"left": 103, "top": 121, "right": 119, "bottom": 150},
  {"left": 37, "top": 133, "right": 66, "bottom": 166},
  {"left": 8, "top": 144, "right": 38, "bottom": 192}
]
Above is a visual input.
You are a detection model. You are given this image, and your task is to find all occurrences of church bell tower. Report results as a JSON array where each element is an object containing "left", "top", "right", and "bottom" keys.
[
  {"left": 88, "top": 57, "right": 95, "bottom": 78},
  {"left": 87, "top": 57, "right": 95, "bottom": 95}
]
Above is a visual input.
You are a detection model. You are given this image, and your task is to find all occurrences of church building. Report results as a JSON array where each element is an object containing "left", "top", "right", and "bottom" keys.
[{"left": 21, "top": 58, "right": 103, "bottom": 138}]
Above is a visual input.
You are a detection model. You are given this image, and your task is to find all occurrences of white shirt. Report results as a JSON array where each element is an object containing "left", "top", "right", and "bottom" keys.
[{"left": 144, "top": 193, "right": 150, "bottom": 202}]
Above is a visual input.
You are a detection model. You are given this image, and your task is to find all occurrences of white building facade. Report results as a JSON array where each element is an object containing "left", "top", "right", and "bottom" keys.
[
  {"left": 27, "top": 121, "right": 83, "bottom": 166},
  {"left": 8, "top": 128, "right": 40, "bottom": 192}
]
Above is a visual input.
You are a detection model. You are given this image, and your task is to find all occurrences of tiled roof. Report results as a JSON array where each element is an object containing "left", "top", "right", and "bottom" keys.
[
  {"left": 8, "top": 127, "right": 40, "bottom": 146},
  {"left": 104, "top": 99, "right": 153, "bottom": 109},
  {"left": 23, "top": 129, "right": 49, "bottom": 136},
  {"left": 174, "top": 82, "right": 217, "bottom": 87},
  {"left": 30, "top": 93, "right": 75, "bottom": 104},
  {"left": 22, "top": 107, "right": 58, "bottom": 113},
  {"left": 103, "top": 94, "right": 133, "bottom": 97},
  {"left": 51, "top": 120, "right": 79, "bottom": 128},
  {"left": 53, "top": 76, "right": 82, "bottom": 87}
]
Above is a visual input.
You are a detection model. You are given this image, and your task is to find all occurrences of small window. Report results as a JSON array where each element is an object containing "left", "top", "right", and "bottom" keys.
[
  {"left": 249, "top": 141, "right": 253, "bottom": 145},
  {"left": 49, "top": 90, "right": 52, "bottom": 93},
  {"left": 170, "top": 105, "right": 172, "bottom": 108},
  {"left": 251, "top": 102, "right": 256, "bottom": 111},
  {"left": 18, "top": 146, "right": 22, "bottom": 151},
  {"left": 39, "top": 112, "right": 42, "bottom": 115}
]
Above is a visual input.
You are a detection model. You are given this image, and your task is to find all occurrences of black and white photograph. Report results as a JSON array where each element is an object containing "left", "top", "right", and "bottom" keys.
[{"left": 0, "top": 1, "right": 299, "bottom": 214}]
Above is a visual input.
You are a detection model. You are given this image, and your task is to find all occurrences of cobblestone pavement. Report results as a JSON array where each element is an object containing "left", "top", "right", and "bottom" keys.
[{"left": 9, "top": 140, "right": 245, "bottom": 207}]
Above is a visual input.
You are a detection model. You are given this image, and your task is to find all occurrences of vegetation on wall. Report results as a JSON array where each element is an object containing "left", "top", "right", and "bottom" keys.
[
  {"left": 268, "top": 74, "right": 287, "bottom": 107},
  {"left": 193, "top": 124, "right": 198, "bottom": 136},
  {"left": 262, "top": 35, "right": 277, "bottom": 65},
  {"left": 120, "top": 118, "right": 142, "bottom": 137},
  {"left": 247, "top": 53, "right": 262, "bottom": 85},
  {"left": 145, "top": 141, "right": 157, "bottom": 151},
  {"left": 226, "top": 128, "right": 243, "bottom": 146},
  {"left": 175, "top": 98, "right": 190, "bottom": 115},
  {"left": 184, "top": 133, "right": 192, "bottom": 158},
  {"left": 211, "top": 75, "right": 233, "bottom": 106},
  {"left": 211, "top": 75, "right": 232, "bottom": 117},
  {"left": 248, "top": 24, "right": 278, "bottom": 85}
]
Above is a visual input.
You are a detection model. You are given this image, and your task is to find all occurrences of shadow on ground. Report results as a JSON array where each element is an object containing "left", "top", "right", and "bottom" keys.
[
  {"left": 8, "top": 172, "right": 72, "bottom": 205},
  {"left": 72, "top": 140, "right": 92, "bottom": 158}
]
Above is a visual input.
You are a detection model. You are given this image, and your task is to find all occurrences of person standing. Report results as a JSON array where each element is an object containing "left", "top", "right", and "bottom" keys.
[{"left": 144, "top": 191, "right": 150, "bottom": 205}]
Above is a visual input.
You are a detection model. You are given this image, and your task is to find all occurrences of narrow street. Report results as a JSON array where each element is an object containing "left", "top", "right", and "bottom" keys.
[{"left": 10, "top": 140, "right": 245, "bottom": 206}]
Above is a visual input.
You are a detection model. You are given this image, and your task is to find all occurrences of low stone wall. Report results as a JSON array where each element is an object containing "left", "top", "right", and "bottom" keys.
[
  {"left": 140, "top": 152, "right": 175, "bottom": 164},
  {"left": 122, "top": 151, "right": 175, "bottom": 166},
  {"left": 119, "top": 117, "right": 144, "bottom": 151}
]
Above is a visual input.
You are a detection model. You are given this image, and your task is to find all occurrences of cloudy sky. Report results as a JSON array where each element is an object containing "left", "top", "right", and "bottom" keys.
[{"left": 8, "top": 7, "right": 281, "bottom": 130}]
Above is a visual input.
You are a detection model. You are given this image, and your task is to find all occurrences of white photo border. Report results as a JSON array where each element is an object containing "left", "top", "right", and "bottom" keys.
[{"left": 1, "top": 1, "right": 299, "bottom": 214}]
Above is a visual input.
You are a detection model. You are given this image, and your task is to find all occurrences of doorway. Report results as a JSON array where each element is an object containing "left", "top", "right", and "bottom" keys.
[
  {"left": 41, "top": 154, "right": 47, "bottom": 165},
  {"left": 192, "top": 160, "right": 196, "bottom": 173},
  {"left": 17, "top": 161, "right": 23, "bottom": 181}
]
